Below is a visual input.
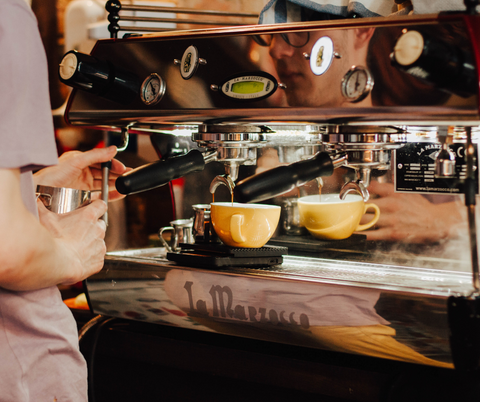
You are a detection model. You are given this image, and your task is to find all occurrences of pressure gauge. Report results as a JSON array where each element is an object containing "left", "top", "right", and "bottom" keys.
[
  {"left": 140, "top": 73, "right": 165, "bottom": 105},
  {"left": 341, "top": 66, "right": 374, "bottom": 103}
]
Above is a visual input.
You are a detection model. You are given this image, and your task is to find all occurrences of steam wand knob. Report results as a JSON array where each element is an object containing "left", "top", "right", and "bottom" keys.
[{"left": 464, "top": 0, "right": 480, "bottom": 14}]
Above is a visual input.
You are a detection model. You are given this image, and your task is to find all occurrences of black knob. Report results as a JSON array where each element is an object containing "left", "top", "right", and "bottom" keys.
[
  {"left": 391, "top": 30, "right": 476, "bottom": 98},
  {"left": 59, "top": 50, "right": 140, "bottom": 104}
]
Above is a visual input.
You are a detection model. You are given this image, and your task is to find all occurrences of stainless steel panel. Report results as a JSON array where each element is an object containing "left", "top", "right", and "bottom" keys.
[{"left": 85, "top": 248, "right": 473, "bottom": 368}]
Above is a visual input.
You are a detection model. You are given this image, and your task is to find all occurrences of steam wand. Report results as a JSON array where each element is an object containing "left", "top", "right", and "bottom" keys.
[
  {"left": 465, "top": 126, "right": 479, "bottom": 294},
  {"left": 101, "top": 129, "right": 129, "bottom": 225},
  {"left": 446, "top": 126, "right": 480, "bottom": 371}
]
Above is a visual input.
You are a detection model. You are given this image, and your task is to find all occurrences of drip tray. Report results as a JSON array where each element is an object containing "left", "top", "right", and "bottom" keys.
[
  {"left": 167, "top": 243, "right": 288, "bottom": 269},
  {"left": 268, "top": 234, "right": 367, "bottom": 253}
]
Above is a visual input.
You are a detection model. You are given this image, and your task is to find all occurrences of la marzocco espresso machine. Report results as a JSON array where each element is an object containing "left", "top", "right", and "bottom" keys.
[{"left": 60, "top": 2, "right": 480, "bottom": 400}]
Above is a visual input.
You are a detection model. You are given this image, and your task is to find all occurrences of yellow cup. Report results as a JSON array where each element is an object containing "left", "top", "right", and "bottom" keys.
[
  {"left": 210, "top": 202, "right": 281, "bottom": 248},
  {"left": 297, "top": 194, "right": 380, "bottom": 240}
]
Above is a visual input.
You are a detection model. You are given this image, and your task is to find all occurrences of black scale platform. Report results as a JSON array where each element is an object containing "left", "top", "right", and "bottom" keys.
[
  {"left": 166, "top": 233, "right": 366, "bottom": 269},
  {"left": 166, "top": 242, "right": 287, "bottom": 269},
  {"left": 268, "top": 233, "right": 367, "bottom": 253}
]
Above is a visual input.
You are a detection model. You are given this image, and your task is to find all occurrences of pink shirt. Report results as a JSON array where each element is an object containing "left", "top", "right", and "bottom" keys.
[{"left": 0, "top": 1, "right": 88, "bottom": 400}]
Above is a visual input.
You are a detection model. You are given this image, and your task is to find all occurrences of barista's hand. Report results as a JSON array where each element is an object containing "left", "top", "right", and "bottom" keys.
[
  {"left": 37, "top": 199, "right": 108, "bottom": 284},
  {"left": 363, "top": 181, "right": 465, "bottom": 243},
  {"left": 33, "top": 146, "right": 129, "bottom": 201}
]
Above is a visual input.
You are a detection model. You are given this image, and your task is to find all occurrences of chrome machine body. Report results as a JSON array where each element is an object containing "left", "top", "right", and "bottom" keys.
[{"left": 62, "top": 6, "right": 480, "bottom": 371}]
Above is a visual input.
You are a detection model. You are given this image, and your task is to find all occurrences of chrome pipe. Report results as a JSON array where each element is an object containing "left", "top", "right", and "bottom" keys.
[{"left": 120, "top": 4, "right": 258, "bottom": 18}]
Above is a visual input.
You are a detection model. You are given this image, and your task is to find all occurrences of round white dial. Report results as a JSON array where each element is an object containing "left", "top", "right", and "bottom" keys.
[
  {"left": 310, "top": 36, "right": 334, "bottom": 76},
  {"left": 341, "top": 66, "right": 374, "bottom": 103},
  {"left": 59, "top": 52, "right": 78, "bottom": 80}
]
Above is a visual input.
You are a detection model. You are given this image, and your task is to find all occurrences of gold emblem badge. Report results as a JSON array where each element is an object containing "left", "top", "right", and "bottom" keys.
[
  {"left": 316, "top": 46, "right": 324, "bottom": 68},
  {"left": 183, "top": 52, "right": 192, "bottom": 73}
]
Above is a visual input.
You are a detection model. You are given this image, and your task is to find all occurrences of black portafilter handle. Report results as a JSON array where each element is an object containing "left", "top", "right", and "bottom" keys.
[
  {"left": 116, "top": 149, "right": 205, "bottom": 195},
  {"left": 233, "top": 151, "right": 337, "bottom": 203}
]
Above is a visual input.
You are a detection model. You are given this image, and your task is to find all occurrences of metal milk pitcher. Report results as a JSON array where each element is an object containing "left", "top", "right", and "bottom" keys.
[{"left": 158, "top": 218, "right": 194, "bottom": 252}]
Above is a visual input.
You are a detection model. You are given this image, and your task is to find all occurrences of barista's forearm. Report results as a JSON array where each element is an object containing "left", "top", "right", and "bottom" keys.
[{"left": 0, "top": 170, "right": 74, "bottom": 291}]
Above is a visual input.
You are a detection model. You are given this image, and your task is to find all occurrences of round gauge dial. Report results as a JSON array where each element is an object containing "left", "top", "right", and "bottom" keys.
[
  {"left": 140, "top": 73, "right": 165, "bottom": 105},
  {"left": 341, "top": 66, "right": 374, "bottom": 103}
]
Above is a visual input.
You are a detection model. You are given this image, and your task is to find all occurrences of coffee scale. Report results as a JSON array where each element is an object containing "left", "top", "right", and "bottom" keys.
[{"left": 59, "top": 1, "right": 480, "bottom": 399}]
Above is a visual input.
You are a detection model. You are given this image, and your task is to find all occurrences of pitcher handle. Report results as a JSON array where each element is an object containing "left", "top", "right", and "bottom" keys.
[
  {"left": 35, "top": 193, "right": 52, "bottom": 207},
  {"left": 158, "top": 226, "right": 174, "bottom": 253}
]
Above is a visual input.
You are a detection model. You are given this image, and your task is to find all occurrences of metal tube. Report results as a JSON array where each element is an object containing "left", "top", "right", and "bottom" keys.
[
  {"left": 101, "top": 132, "right": 110, "bottom": 226},
  {"left": 118, "top": 16, "right": 250, "bottom": 27},
  {"left": 332, "top": 153, "right": 347, "bottom": 169},
  {"left": 120, "top": 4, "right": 259, "bottom": 18},
  {"left": 465, "top": 126, "right": 479, "bottom": 293},
  {"left": 468, "top": 204, "right": 479, "bottom": 291}
]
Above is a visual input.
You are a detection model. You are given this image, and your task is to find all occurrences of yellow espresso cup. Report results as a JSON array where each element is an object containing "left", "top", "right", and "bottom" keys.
[
  {"left": 211, "top": 202, "right": 281, "bottom": 248},
  {"left": 297, "top": 194, "right": 380, "bottom": 240}
]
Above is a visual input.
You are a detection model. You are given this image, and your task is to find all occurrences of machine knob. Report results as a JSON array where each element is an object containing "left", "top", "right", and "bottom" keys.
[
  {"left": 391, "top": 30, "right": 477, "bottom": 98},
  {"left": 233, "top": 151, "right": 335, "bottom": 203},
  {"left": 59, "top": 50, "right": 140, "bottom": 104}
]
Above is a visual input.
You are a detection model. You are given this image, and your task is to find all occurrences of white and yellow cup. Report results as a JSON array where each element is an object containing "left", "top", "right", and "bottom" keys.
[
  {"left": 210, "top": 202, "right": 281, "bottom": 248},
  {"left": 297, "top": 194, "right": 380, "bottom": 240}
]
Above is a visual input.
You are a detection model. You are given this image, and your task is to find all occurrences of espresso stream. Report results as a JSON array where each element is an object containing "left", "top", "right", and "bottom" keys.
[{"left": 211, "top": 192, "right": 235, "bottom": 204}]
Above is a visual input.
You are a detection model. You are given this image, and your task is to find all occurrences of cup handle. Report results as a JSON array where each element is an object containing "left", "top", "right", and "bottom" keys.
[
  {"left": 158, "top": 226, "right": 174, "bottom": 252},
  {"left": 356, "top": 203, "right": 380, "bottom": 232},
  {"left": 230, "top": 214, "right": 245, "bottom": 243},
  {"left": 35, "top": 192, "right": 52, "bottom": 207}
]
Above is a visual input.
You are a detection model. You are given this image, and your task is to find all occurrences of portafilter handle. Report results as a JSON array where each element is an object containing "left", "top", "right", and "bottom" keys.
[
  {"left": 233, "top": 151, "right": 346, "bottom": 203},
  {"left": 116, "top": 149, "right": 208, "bottom": 195}
]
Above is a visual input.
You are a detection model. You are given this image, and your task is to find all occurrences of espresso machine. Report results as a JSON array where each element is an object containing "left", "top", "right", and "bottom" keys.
[{"left": 60, "top": 2, "right": 480, "bottom": 400}]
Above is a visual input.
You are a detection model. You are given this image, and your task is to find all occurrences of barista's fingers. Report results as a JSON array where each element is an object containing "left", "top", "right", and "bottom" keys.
[
  {"left": 107, "top": 189, "right": 126, "bottom": 202},
  {"left": 367, "top": 181, "right": 396, "bottom": 198},
  {"left": 110, "top": 159, "right": 129, "bottom": 175},
  {"left": 72, "top": 146, "right": 119, "bottom": 168},
  {"left": 90, "top": 165, "right": 131, "bottom": 183},
  {"left": 365, "top": 227, "right": 398, "bottom": 241},
  {"left": 367, "top": 196, "right": 405, "bottom": 214},
  {"left": 87, "top": 199, "right": 108, "bottom": 220}
]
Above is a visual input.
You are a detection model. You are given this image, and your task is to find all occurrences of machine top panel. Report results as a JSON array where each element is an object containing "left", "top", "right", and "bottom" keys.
[{"left": 63, "top": 14, "right": 480, "bottom": 130}]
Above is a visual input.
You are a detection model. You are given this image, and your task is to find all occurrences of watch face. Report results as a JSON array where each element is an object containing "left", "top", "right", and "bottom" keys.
[
  {"left": 140, "top": 73, "right": 165, "bottom": 105},
  {"left": 341, "top": 66, "right": 374, "bottom": 102}
]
